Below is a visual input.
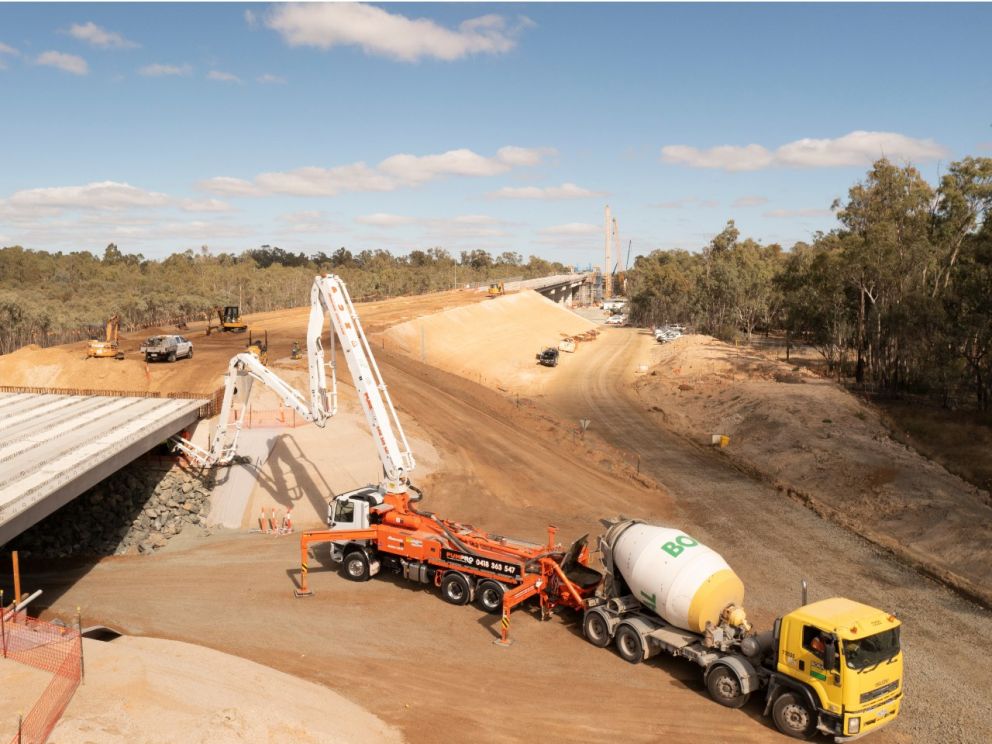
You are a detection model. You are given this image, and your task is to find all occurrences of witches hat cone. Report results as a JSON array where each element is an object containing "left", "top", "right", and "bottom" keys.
[
  {"left": 269, "top": 508, "right": 278, "bottom": 533},
  {"left": 258, "top": 507, "right": 267, "bottom": 533},
  {"left": 283, "top": 509, "right": 293, "bottom": 533}
]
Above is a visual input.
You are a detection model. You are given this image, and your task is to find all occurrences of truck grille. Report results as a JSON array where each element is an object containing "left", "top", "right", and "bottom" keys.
[{"left": 860, "top": 680, "right": 898, "bottom": 704}]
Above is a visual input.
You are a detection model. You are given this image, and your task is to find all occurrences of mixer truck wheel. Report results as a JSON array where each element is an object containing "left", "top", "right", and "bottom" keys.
[
  {"left": 706, "top": 666, "right": 750, "bottom": 709},
  {"left": 475, "top": 581, "right": 504, "bottom": 613},
  {"left": 440, "top": 572, "right": 471, "bottom": 605},
  {"left": 771, "top": 692, "right": 816, "bottom": 739},
  {"left": 615, "top": 625, "right": 645, "bottom": 664},
  {"left": 582, "top": 611, "right": 611, "bottom": 648},
  {"left": 343, "top": 551, "right": 371, "bottom": 582}
]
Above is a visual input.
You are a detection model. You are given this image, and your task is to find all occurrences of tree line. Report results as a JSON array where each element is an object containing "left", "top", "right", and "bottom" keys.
[
  {"left": 0, "top": 244, "right": 568, "bottom": 355},
  {"left": 628, "top": 156, "right": 992, "bottom": 411}
]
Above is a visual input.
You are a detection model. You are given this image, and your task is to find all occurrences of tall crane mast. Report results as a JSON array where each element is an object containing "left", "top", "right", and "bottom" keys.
[{"left": 174, "top": 274, "right": 415, "bottom": 491}]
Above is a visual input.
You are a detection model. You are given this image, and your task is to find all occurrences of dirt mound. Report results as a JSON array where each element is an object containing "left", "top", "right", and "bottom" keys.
[
  {"left": 41, "top": 635, "right": 401, "bottom": 743},
  {"left": 382, "top": 291, "right": 596, "bottom": 394},
  {"left": 635, "top": 334, "right": 992, "bottom": 606}
]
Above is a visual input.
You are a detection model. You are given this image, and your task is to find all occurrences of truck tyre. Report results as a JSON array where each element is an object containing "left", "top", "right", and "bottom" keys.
[
  {"left": 342, "top": 551, "right": 371, "bottom": 582},
  {"left": 440, "top": 572, "right": 471, "bottom": 605},
  {"left": 187, "top": 347, "right": 193, "bottom": 359},
  {"left": 475, "top": 580, "right": 504, "bottom": 613},
  {"left": 772, "top": 692, "right": 817, "bottom": 740},
  {"left": 582, "top": 611, "right": 611, "bottom": 648},
  {"left": 145, "top": 353, "right": 152, "bottom": 363},
  {"left": 615, "top": 624, "right": 644, "bottom": 664},
  {"left": 706, "top": 666, "right": 751, "bottom": 709},
  {"left": 167, "top": 350, "right": 176, "bottom": 363}
]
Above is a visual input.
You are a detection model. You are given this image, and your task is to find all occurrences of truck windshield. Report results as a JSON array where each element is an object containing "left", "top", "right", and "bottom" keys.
[{"left": 843, "top": 627, "right": 900, "bottom": 671}]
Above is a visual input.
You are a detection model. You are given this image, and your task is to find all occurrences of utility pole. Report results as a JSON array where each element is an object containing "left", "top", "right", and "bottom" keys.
[{"left": 604, "top": 204, "right": 612, "bottom": 299}]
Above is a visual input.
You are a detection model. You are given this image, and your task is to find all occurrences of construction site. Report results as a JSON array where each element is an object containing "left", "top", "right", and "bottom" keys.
[{"left": 0, "top": 257, "right": 987, "bottom": 744}]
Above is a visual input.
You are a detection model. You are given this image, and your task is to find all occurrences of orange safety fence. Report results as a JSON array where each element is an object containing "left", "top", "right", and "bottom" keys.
[
  {"left": 228, "top": 406, "right": 309, "bottom": 430},
  {"left": 2, "top": 613, "right": 82, "bottom": 744}
]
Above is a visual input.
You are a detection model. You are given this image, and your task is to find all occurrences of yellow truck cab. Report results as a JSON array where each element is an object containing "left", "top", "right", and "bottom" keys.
[{"left": 772, "top": 598, "right": 903, "bottom": 740}]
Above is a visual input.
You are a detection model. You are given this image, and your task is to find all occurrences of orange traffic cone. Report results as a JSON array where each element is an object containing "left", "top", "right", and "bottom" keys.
[
  {"left": 283, "top": 509, "right": 293, "bottom": 533},
  {"left": 269, "top": 508, "right": 278, "bottom": 533},
  {"left": 258, "top": 507, "right": 267, "bottom": 533}
]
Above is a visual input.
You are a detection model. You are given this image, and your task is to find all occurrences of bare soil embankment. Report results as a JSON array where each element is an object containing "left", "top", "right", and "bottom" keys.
[
  {"left": 634, "top": 334, "right": 992, "bottom": 607},
  {"left": 382, "top": 290, "right": 597, "bottom": 394},
  {"left": 47, "top": 635, "right": 401, "bottom": 743}
]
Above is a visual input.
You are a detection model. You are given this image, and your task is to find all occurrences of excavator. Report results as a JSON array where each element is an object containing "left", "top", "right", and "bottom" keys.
[
  {"left": 87, "top": 315, "right": 125, "bottom": 360},
  {"left": 215, "top": 305, "right": 248, "bottom": 333}
]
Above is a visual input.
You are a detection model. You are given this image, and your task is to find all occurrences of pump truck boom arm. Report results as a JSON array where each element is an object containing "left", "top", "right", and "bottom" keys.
[{"left": 174, "top": 274, "right": 414, "bottom": 481}]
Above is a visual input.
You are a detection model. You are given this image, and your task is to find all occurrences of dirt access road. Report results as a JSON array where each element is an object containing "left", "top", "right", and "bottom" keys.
[
  {"left": 21, "top": 336, "right": 787, "bottom": 743},
  {"left": 542, "top": 327, "right": 989, "bottom": 744}
]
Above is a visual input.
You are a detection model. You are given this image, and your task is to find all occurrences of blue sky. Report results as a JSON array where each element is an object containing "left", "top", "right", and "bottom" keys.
[{"left": 1, "top": 3, "right": 990, "bottom": 265}]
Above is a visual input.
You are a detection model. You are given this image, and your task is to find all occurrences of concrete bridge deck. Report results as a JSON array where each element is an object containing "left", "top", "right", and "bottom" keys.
[{"left": 0, "top": 391, "right": 205, "bottom": 545}]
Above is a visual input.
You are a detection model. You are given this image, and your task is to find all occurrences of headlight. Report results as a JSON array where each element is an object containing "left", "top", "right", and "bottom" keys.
[{"left": 848, "top": 717, "right": 861, "bottom": 734}]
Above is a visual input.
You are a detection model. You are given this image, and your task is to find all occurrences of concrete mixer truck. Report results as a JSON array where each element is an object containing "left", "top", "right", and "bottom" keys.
[{"left": 499, "top": 519, "right": 903, "bottom": 741}]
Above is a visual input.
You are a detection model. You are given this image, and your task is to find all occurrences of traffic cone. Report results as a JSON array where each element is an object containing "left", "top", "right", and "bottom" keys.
[
  {"left": 283, "top": 509, "right": 293, "bottom": 533},
  {"left": 258, "top": 507, "right": 267, "bottom": 533},
  {"left": 269, "top": 508, "right": 278, "bottom": 532}
]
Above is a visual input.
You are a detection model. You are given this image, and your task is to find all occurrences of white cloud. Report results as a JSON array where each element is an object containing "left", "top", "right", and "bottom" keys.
[
  {"left": 139, "top": 63, "right": 192, "bottom": 77},
  {"left": 489, "top": 182, "right": 601, "bottom": 200},
  {"left": 653, "top": 197, "right": 718, "bottom": 209},
  {"left": 207, "top": 70, "right": 241, "bottom": 84},
  {"left": 181, "top": 198, "right": 234, "bottom": 213},
  {"left": 276, "top": 210, "right": 340, "bottom": 234},
  {"left": 36, "top": 51, "right": 89, "bottom": 75},
  {"left": 539, "top": 223, "right": 600, "bottom": 236},
  {"left": 7, "top": 181, "right": 170, "bottom": 210},
  {"left": 68, "top": 22, "right": 139, "bottom": 49},
  {"left": 201, "top": 146, "right": 551, "bottom": 198},
  {"left": 195, "top": 177, "right": 262, "bottom": 197},
  {"left": 257, "top": 73, "right": 286, "bottom": 84},
  {"left": 266, "top": 3, "right": 529, "bottom": 62},
  {"left": 661, "top": 131, "right": 948, "bottom": 172},
  {"left": 763, "top": 208, "right": 834, "bottom": 219},
  {"left": 0, "top": 42, "right": 18, "bottom": 59},
  {"left": 244, "top": 9, "right": 258, "bottom": 28},
  {"left": 732, "top": 195, "right": 769, "bottom": 208},
  {"left": 355, "top": 213, "right": 416, "bottom": 227}
]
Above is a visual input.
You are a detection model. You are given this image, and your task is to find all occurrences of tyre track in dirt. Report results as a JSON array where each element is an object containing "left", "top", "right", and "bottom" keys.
[{"left": 541, "top": 328, "right": 988, "bottom": 744}]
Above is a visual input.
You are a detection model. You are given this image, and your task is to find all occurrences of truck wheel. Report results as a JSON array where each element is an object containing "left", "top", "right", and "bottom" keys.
[
  {"left": 440, "top": 573, "right": 471, "bottom": 605},
  {"left": 145, "top": 354, "right": 152, "bottom": 363},
  {"left": 582, "top": 611, "right": 611, "bottom": 648},
  {"left": 615, "top": 624, "right": 644, "bottom": 664},
  {"left": 342, "top": 551, "right": 371, "bottom": 582},
  {"left": 706, "top": 666, "right": 751, "bottom": 709},
  {"left": 186, "top": 347, "right": 193, "bottom": 359},
  {"left": 475, "top": 580, "right": 503, "bottom": 613},
  {"left": 772, "top": 692, "right": 817, "bottom": 739},
  {"left": 167, "top": 351, "right": 177, "bottom": 363}
]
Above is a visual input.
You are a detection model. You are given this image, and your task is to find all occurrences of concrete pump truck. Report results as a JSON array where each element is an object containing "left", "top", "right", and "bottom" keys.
[{"left": 176, "top": 274, "right": 903, "bottom": 741}]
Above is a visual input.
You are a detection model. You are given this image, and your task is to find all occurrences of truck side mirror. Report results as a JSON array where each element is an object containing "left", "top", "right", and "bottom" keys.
[{"left": 824, "top": 639, "right": 836, "bottom": 671}]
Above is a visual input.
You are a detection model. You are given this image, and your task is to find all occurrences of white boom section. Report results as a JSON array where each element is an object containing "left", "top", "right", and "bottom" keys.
[
  {"left": 173, "top": 274, "right": 415, "bottom": 485},
  {"left": 171, "top": 351, "right": 334, "bottom": 467},
  {"left": 311, "top": 274, "right": 415, "bottom": 483}
]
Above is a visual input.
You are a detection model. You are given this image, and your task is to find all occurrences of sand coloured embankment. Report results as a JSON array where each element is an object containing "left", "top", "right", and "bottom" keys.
[{"left": 382, "top": 290, "right": 596, "bottom": 394}]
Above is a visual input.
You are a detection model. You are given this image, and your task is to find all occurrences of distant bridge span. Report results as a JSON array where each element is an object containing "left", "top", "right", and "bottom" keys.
[{"left": 504, "top": 272, "right": 594, "bottom": 306}]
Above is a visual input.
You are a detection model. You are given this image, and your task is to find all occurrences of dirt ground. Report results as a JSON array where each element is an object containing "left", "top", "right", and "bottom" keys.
[
  {"left": 629, "top": 333, "right": 992, "bottom": 608},
  {"left": 14, "top": 635, "right": 400, "bottom": 743},
  {"left": 0, "top": 286, "right": 489, "bottom": 395},
  {"left": 382, "top": 290, "right": 597, "bottom": 394},
  {"left": 4, "top": 291, "right": 990, "bottom": 742}
]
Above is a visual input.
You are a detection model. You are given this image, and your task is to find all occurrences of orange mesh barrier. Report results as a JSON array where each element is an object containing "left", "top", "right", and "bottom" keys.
[
  {"left": 229, "top": 407, "right": 309, "bottom": 429},
  {"left": 2, "top": 614, "right": 82, "bottom": 744}
]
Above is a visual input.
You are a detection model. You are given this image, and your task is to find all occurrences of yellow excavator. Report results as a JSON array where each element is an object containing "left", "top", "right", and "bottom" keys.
[
  {"left": 87, "top": 315, "right": 125, "bottom": 360},
  {"left": 488, "top": 282, "right": 505, "bottom": 298},
  {"left": 216, "top": 305, "right": 248, "bottom": 333}
]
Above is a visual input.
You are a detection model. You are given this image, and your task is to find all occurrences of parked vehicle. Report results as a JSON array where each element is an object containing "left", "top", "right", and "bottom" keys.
[
  {"left": 536, "top": 347, "right": 560, "bottom": 367},
  {"left": 558, "top": 338, "right": 576, "bottom": 353},
  {"left": 605, "top": 314, "right": 627, "bottom": 326},
  {"left": 140, "top": 335, "right": 193, "bottom": 363}
]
